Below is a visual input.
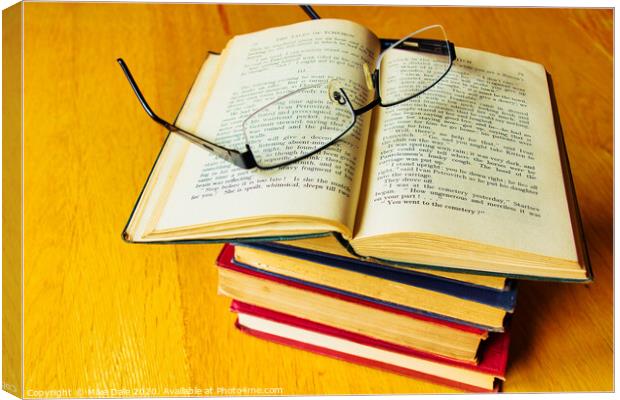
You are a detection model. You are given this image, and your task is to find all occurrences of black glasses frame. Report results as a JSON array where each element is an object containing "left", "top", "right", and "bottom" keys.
[{"left": 118, "top": 5, "right": 456, "bottom": 170}]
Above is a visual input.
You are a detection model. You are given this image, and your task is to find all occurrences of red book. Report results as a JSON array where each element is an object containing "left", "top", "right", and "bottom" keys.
[{"left": 231, "top": 300, "right": 509, "bottom": 392}]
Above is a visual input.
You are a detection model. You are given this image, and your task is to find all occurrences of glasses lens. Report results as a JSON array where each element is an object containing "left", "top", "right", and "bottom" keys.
[
  {"left": 378, "top": 25, "right": 452, "bottom": 106},
  {"left": 242, "top": 82, "right": 356, "bottom": 168}
]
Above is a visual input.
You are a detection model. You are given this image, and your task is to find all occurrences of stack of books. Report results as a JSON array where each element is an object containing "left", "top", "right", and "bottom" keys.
[
  {"left": 215, "top": 240, "right": 514, "bottom": 392},
  {"left": 121, "top": 17, "right": 592, "bottom": 392}
]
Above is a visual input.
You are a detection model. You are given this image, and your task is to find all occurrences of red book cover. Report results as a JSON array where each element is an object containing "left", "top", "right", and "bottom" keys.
[
  {"left": 232, "top": 300, "right": 510, "bottom": 392},
  {"left": 231, "top": 300, "right": 509, "bottom": 376},
  {"left": 217, "top": 243, "right": 485, "bottom": 336}
]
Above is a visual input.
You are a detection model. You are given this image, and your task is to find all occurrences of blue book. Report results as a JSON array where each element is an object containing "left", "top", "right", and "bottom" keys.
[{"left": 231, "top": 241, "right": 517, "bottom": 331}]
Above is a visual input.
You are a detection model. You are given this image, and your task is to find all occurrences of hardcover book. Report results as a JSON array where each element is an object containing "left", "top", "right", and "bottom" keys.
[
  {"left": 123, "top": 18, "right": 590, "bottom": 281},
  {"left": 228, "top": 243, "right": 516, "bottom": 321},
  {"left": 216, "top": 244, "right": 494, "bottom": 362},
  {"left": 234, "top": 242, "right": 516, "bottom": 302},
  {"left": 231, "top": 300, "right": 509, "bottom": 392},
  {"left": 250, "top": 239, "right": 510, "bottom": 290}
]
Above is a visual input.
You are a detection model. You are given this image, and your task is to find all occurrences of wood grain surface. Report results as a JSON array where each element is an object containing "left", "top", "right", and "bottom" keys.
[{"left": 16, "top": 3, "right": 612, "bottom": 395}]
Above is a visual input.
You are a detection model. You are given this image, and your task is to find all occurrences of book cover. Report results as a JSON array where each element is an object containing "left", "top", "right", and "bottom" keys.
[
  {"left": 235, "top": 241, "right": 518, "bottom": 308},
  {"left": 232, "top": 300, "right": 509, "bottom": 392},
  {"left": 217, "top": 243, "right": 501, "bottom": 332}
]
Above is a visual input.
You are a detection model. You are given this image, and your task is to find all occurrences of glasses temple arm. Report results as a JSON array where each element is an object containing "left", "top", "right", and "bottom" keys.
[
  {"left": 300, "top": 5, "right": 321, "bottom": 19},
  {"left": 116, "top": 58, "right": 257, "bottom": 169}
]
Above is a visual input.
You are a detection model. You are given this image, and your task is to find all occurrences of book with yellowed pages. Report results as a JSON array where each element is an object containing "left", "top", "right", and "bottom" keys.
[
  {"left": 226, "top": 243, "right": 513, "bottom": 331},
  {"left": 231, "top": 300, "right": 510, "bottom": 392},
  {"left": 235, "top": 240, "right": 511, "bottom": 291},
  {"left": 123, "top": 18, "right": 591, "bottom": 281},
  {"left": 216, "top": 244, "right": 491, "bottom": 363},
  {"left": 231, "top": 243, "right": 516, "bottom": 322}
]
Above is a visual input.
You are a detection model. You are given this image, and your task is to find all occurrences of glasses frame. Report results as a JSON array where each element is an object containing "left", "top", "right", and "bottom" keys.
[
  {"left": 117, "top": 5, "right": 456, "bottom": 170},
  {"left": 241, "top": 84, "right": 358, "bottom": 169}
]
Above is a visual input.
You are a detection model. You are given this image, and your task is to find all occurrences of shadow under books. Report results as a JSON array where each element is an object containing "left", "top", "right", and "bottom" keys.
[{"left": 507, "top": 279, "right": 587, "bottom": 370}]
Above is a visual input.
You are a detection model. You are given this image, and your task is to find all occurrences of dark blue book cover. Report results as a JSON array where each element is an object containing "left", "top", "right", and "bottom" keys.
[
  {"left": 227, "top": 244, "right": 511, "bottom": 332},
  {"left": 233, "top": 241, "right": 518, "bottom": 313}
]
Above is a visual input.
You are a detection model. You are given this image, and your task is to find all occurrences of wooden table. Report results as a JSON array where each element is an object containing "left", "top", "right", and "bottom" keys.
[{"left": 6, "top": 3, "right": 612, "bottom": 395}]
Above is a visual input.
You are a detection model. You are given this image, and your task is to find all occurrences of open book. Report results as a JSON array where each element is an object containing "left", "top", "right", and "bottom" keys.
[{"left": 123, "top": 18, "right": 590, "bottom": 281}]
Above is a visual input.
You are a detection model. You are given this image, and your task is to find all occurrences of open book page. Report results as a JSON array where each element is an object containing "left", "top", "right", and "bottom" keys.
[
  {"left": 142, "top": 19, "right": 380, "bottom": 239},
  {"left": 354, "top": 47, "right": 577, "bottom": 262},
  {"left": 124, "top": 56, "right": 221, "bottom": 242}
]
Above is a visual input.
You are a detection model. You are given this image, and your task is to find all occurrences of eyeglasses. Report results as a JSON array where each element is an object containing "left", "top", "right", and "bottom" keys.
[{"left": 118, "top": 12, "right": 456, "bottom": 170}]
